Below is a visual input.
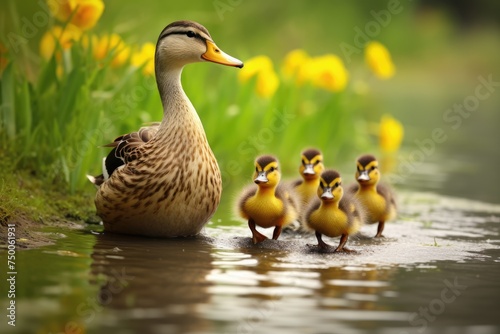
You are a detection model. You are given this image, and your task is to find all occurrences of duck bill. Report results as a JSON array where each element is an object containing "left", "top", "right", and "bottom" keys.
[
  {"left": 202, "top": 40, "right": 244, "bottom": 68},
  {"left": 320, "top": 187, "right": 334, "bottom": 200},
  {"left": 254, "top": 172, "right": 268, "bottom": 184},
  {"left": 358, "top": 170, "right": 370, "bottom": 182},
  {"left": 303, "top": 164, "right": 315, "bottom": 175}
]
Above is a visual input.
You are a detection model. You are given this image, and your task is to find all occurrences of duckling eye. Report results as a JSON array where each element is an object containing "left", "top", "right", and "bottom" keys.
[
  {"left": 314, "top": 160, "right": 321, "bottom": 165},
  {"left": 301, "top": 159, "right": 306, "bottom": 166},
  {"left": 370, "top": 166, "right": 377, "bottom": 171},
  {"left": 269, "top": 167, "right": 276, "bottom": 172},
  {"left": 255, "top": 167, "right": 259, "bottom": 173},
  {"left": 186, "top": 31, "right": 196, "bottom": 38}
]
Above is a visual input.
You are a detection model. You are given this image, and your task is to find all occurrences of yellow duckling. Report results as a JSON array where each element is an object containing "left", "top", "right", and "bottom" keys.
[
  {"left": 349, "top": 154, "right": 397, "bottom": 237},
  {"left": 237, "top": 155, "right": 299, "bottom": 244},
  {"left": 305, "top": 170, "right": 363, "bottom": 252},
  {"left": 88, "top": 20, "right": 243, "bottom": 237},
  {"left": 292, "top": 148, "right": 325, "bottom": 209}
]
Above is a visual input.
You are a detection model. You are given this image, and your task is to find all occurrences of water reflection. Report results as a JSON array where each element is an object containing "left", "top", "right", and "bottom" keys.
[
  {"left": 87, "top": 230, "right": 404, "bottom": 333},
  {"left": 7, "top": 192, "right": 499, "bottom": 334},
  {"left": 89, "top": 233, "right": 214, "bottom": 333},
  {"left": 200, "top": 233, "right": 403, "bottom": 333},
  {"left": 316, "top": 265, "right": 396, "bottom": 312}
]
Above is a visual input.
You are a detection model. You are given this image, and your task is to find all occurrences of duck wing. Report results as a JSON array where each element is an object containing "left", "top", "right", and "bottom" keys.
[
  {"left": 302, "top": 198, "right": 321, "bottom": 232},
  {"left": 237, "top": 185, "right": 258, "bottom": 219},
  {"left": 339, "top": 191, "right": 365, "bottom": 234},
  {"left": 87, "top": 123, "right": 160, "bottom": 186},
  {"left": 277, "top": 183, "right": 300, "bottom": 213},
  {"left": 376, "top": 183, "right": 397, "bottom": 211},
  {"left": 104, "top": 123, "right": 160, "bottom": 164}
]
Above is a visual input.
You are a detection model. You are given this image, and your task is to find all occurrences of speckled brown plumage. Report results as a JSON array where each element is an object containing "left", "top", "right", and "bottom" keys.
[{"left": 90, "top": 20, "right": 243, "bottom": 237}]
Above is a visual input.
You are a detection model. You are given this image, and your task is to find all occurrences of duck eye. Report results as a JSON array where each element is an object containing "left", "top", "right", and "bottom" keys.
[
  {"left": 302, "top": 159, "right": 306, "bottom": 166},
  {"left": 186, "top": 31, "right": 195, "bottom": 38},
  {"left": 255, "top": 167, "right": 259, "bottom": 173},
  {"left": 314, "top": 160, "right": 321, "bottom": 165},
  {"left": 269, "top": 167, "right": 275, "bottom": 172},
  {"left": 371, "top": 166, "right": 377, "bottom": 171}
]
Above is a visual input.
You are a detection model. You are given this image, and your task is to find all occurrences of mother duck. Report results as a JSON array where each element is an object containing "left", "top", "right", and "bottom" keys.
[{"left": 88, "top": 20, "right": 243, "bottom": 237}]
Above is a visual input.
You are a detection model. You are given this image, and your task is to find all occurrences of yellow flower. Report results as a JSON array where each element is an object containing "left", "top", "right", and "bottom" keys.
[
  {"left": 40, "top": 25, "right": 82, "bottom": 60},
  {"left": 0, "top": 43, "right": 8, "bottom": 73},
  {"left": 282, "top": 49, "right": 310, "bottom": 79},
  {"left": 300, "top": 55, "right": 349, "bottom": 92},
  {"left": 379, "top": 114, "right": 404, "bottom": 153},
  {"left": 238, "top": 55, "right": 279, "bottom": 98},
  {"left": 93, "top": 33, "right": 130, "bottom": 68},
  {"left": 238, "top": 55, "right": 273, "bottom": 82},
  {"left": 47, "top": 0, "right": 104, "bottom": 31},
  {"left": 131, "top": 43, "right": 155, "bottom": 76},
  {"left": 365, "top": 41, "right": 395, "bottom": 79},
  {"left": 255, "top": 69, "right": 279, "bottom": 99},
  {"left": 295, "top": 58, "right": 315, "bottom": 85}
]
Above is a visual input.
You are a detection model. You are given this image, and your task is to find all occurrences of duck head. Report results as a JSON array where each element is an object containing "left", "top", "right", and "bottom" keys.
[
  {"left": 355, "top": 154, "right": 380, "bottom": 186},
  {"left": 253, "top": 155, "right": 281, "bottom": 188},
  {"left": 155, "top": 20, "right": 243, "bottom": 73},
  {"left": 299, "top": 148, "right": 324, "bottom": 181},
  {"left": 318, "top": 170, "right": 343, "bottom": 203}
]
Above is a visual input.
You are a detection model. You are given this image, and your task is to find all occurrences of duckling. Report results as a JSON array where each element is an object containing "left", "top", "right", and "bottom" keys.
[
  {"left": 348, "top": 154, "right": 396, "bottom": 237},
  {"left": 87, "top": 20, "right": 243, "bottom": 237},
  {"left": 305, "top": 170, "right": 363, "bottom": 252},
  {"left": 237, "top": 155, "right": 299, "bottom": 244},
  {"left": 292, "top": 148, "right": 325, "bottom": 209}
]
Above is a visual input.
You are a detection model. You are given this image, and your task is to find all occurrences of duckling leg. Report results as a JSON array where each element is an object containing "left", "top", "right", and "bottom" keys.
[
  {"left": 375, "top": 221, "right": 385, "bottom": 238},
  {"left": 335, "top": 234, "right": 353, "bottom": 253},
  {"left": 272, "top": 225, "right": 282, "bottom": 240},
  {"left": 248, "top": 219, "right": 267, "bottom": 244},
  {"left": 315, "top": 232, "right": 330, "bottom": 250}
]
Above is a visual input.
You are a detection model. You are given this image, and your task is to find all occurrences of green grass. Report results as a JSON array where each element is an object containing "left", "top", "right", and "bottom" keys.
[{"left": 0, "top": 153, "right": 97, "bottom": 225}]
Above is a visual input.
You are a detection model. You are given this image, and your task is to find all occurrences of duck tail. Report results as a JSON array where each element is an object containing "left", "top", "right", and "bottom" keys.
[{"left": 87, "top": 174, "right": 105, "bottom": 188}]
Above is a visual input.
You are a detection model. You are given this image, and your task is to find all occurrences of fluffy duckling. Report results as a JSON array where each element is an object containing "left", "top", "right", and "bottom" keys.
[
  {"left": 305, "top": 170, "right": 363, "bottom": 252},
  {"left": 238, "top": 155, "right": 299, "bottom": 244},
  {"left": 348, "top": 154, "right": 396, "bottom": 237},
  {"left": 292, "top": 148, "right": 325, "bottom": 209}
]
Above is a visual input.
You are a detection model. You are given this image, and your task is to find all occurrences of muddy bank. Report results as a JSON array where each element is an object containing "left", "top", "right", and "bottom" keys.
[{"left": 0, "top": 215, "right": 87, "bottom": 249}]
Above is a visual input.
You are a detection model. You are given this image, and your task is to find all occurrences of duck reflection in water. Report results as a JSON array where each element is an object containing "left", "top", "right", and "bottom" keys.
[{"left": 89, "top": 233, "right": 214, "bottom": 333}]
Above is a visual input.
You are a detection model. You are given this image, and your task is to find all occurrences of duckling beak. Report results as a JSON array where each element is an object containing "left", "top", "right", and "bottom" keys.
[
  {"left": 202, "top": 40, "right": 244, "bottom": 68},
  {"left": 254, "top": 172, "right": 268, "bottom": 184},
  {"left": 321, "top": 187, "right": 334, "bottom": 200},
  {"left": 358, "top": 170, "right": 370, "bottom": 182},
  {"left": 303, "top": 164, "right": 315, "bottom": 175}
]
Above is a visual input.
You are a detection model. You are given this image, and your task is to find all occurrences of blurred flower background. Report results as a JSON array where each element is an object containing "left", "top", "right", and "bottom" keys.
[
  {"left": 1, "top": 0, "right": 499, "bottom": 214},
  {"left": 47, "top": 0, "right": 104, "bottom": 31}
]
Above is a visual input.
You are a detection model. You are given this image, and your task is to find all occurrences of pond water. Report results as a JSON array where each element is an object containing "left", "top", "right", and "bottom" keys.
[{"left": 1, "top": 187, "right": 500, "bottom": 334}]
